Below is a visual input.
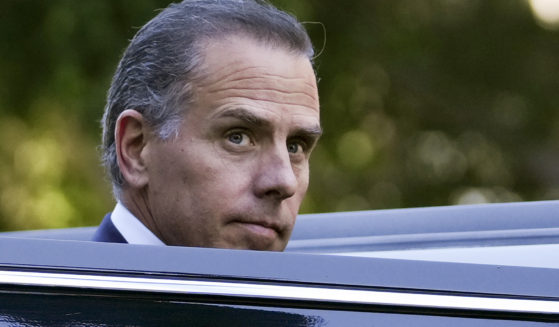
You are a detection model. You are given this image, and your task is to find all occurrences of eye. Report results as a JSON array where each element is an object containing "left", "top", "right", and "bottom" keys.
[
  {"left": 287, "top": 141, "right": 304, "bottom": 154},
  {"left": 227, "top": 131, "right": 251, "bottom": 146}
]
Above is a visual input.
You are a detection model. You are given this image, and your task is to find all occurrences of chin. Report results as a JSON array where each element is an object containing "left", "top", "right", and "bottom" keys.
[
  {"left": 248, "top": 241, "right": 286, "bottom": 252},
  {"left": 224, "top": 239, "right": 286, "bottom": 252}
]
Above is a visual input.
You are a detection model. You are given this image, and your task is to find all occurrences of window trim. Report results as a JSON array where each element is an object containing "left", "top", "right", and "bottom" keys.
[{"left": 2, "top": 269, "right": 559, "bottom": 316}]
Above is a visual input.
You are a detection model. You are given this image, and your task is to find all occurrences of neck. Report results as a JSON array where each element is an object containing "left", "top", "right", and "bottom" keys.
[{"left": 119, "top": 188, "right": 165, "bottom": 243}]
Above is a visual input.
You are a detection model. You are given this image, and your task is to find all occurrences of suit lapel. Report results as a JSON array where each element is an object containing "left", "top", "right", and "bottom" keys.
[{"left": 92, "top": 213, "right": 127, "bottom": 243}]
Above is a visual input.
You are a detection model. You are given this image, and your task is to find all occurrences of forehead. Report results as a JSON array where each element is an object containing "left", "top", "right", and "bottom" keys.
[{"left": 192, "top": 36, "right": 320, "bottom": 118}]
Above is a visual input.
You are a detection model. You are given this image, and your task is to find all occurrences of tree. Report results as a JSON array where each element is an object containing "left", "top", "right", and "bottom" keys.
[{"left": 1, "top": 0, "right": 558, "bottom": 231}]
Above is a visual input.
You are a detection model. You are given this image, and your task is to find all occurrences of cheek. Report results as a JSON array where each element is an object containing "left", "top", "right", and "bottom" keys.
[
  {"left": 146, "top": 145, "right": 206, "bottom": 207},
  {"left": 178, "top": 151, "right": 253, "bottom": 202},
  {"left": 288, "top": 167, "right": 310, "bottom": 205},
  {"left": 295, "top": 163, "right": 310, "bottom": 189}
]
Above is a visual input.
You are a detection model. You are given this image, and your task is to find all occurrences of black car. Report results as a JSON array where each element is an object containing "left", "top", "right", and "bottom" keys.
[{"left": 1, "top": 201, "right": 559, "bottom": 326}]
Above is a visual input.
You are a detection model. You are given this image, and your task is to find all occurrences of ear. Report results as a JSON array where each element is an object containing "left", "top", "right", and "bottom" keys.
[{"left": 115, "top": 109, "right": 150, "bottom": 189}]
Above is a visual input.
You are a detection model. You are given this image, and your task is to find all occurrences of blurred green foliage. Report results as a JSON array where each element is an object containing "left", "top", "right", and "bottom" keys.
[{"left": 1, "top": 0, "right": 558, "bottom": 231}]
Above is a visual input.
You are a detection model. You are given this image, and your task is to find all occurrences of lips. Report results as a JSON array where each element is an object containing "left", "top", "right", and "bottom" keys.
[
  {"left": 230, "top": 218, "right": 282, "bottom": 238},
  {"left": 240, "top": 222, "right": 278, "bottom": 238}
]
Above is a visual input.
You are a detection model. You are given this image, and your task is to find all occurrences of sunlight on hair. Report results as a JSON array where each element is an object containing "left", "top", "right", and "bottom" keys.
[{"left": 528, "top": 0, "right": 559, "bottom": 29}]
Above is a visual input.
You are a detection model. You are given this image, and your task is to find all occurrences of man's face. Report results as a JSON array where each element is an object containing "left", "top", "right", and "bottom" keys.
[{"left": 141, "top": 36, "right": 320, "bottom": 251}]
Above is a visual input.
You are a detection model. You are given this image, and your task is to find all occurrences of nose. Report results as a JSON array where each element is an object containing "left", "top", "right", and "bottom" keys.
[{"left": 253, "top": 147, "right": 298, "bottom": 200}]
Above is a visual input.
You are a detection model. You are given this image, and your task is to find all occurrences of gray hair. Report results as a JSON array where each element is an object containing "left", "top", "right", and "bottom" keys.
[{"left": 101, "top": 0, "right": 314, "bottom": 197}]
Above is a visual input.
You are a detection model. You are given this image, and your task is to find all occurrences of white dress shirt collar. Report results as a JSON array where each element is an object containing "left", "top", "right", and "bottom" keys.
[{"left": 111, "top": 202, "right": 165, "bottom": 246}]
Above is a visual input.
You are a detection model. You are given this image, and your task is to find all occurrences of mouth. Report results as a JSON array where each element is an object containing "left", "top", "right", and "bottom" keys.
[{"left": 230, "top": 219, "right": 281, "bottom": 239}]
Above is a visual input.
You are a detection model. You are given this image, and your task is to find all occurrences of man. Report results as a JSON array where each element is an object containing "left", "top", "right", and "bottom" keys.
[{"left": 92, "top": 0, "right": 321, "bottom": 251}]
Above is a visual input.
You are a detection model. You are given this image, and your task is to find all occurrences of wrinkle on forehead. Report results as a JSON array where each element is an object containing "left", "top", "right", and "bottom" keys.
[
  {"left": 209, "top": 75, "right": 317, "bottom": 103},
  {"left": 193, "top": 36, "right": 319, "bottom": 113},
  {"left": 202, "top": 65, "right": 318, "bottom": 98},
  {"left": 198, "top": 69, "right": 319, "bottom": 113},
  {"left": 206, "top": 84, "right": 319, "bottom": 113}
]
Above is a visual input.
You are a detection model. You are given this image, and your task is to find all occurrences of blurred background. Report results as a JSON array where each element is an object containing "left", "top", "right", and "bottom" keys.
[{"left": 1, "top": 0, "right": 558, "bottom": 232}]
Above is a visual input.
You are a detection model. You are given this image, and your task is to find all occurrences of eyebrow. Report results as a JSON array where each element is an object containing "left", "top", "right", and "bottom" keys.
[
  {"left": 217, "top": 107, "right": 269, "bottom": 127},
  {"left": 216, "top": 107, "right": 323, "bottom": 139}
]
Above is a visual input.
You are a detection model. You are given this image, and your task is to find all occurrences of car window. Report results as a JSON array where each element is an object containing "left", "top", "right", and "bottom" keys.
[
  {"left": 1, "top": 292, "right": 553, "bottom": 326},
  {"left": 337, "top": 243, "right": 559, "bottom": 268}
]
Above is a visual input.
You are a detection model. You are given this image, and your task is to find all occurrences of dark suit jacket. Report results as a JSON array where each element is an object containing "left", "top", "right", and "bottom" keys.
[{"left": 92, "top": 213, "right": 127, "bottom": 243}]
